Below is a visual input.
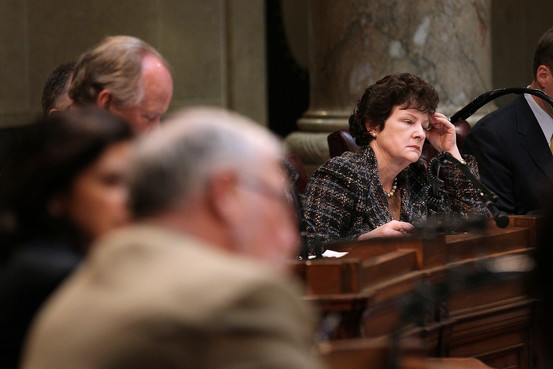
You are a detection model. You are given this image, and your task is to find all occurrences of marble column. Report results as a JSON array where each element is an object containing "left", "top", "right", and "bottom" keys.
[{"left": 286, "top": 0, "right": 492, "bottom": 175}]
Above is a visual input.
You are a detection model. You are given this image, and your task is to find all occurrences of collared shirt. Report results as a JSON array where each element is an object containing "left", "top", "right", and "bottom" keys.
[{"left": 525, "top": 92, "right": 553, "bottom": 144}]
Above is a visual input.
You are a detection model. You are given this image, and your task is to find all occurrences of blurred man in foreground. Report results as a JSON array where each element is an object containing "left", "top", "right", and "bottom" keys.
[{"left": 21, "top": 107, "right": 323, "bottom": 369}]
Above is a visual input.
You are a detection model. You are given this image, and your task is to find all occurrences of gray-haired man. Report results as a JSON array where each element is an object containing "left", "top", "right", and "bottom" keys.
[
  {"left": 22, "top": 107, "right": 323, "bottom": 369},
  {"left": 70, "top": 35, "right": 173, "bottom": 134}
]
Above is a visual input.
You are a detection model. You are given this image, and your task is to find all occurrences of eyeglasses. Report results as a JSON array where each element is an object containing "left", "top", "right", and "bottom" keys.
[{"left": 239, "top": 177, "right": 295, "bottom": 210}]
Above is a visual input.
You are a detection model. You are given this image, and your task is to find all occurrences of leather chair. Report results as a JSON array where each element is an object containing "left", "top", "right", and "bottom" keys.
[
  {"left": 285, "top": 152, "right": 309, "bottom": 195},
  {"left": 327, "top": 120, "right": 472, "bottom": 161},
  {"left": 327, "top": 129, "right": 360, "bottom": 158}
]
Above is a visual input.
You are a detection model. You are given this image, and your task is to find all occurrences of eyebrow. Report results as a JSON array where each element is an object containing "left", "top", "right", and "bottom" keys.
[
  {"left": 401, "top": 111, "right": 429, "bottom": 122},
  {"left": 400, "top": 112, "right": 418, "bottom": 120}
]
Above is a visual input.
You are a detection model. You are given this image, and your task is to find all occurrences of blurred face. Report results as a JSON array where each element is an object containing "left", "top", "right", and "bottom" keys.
[
  {"left": 56, "top": 141, "right": 132, "bottom": 246},
  {"left": 110, "top": 54, "right": 173, "bottom": 134},
  {"left": 368, "top": 106, "right": 430, "bottom": 168},
  {"left": 232, "top": 157, "right": 299, "bottom": 271}
]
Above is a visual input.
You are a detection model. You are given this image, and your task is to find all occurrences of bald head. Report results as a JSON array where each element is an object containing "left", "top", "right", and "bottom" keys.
[{"left": 69, "top": 35, "right": 173, "bottom": 133}]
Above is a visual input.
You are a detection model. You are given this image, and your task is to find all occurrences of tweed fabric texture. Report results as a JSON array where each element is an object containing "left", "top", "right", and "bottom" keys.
[{"left": 302, "top": 146, "right": 489, "bottom": 251}]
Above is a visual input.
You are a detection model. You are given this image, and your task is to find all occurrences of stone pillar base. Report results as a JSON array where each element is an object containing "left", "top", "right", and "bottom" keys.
[
  {"left": 285, "top": 130, "right": 330, "bottom": 177},
  {"left": 285, "top": 111, "right": 349, "bottom": 176}
]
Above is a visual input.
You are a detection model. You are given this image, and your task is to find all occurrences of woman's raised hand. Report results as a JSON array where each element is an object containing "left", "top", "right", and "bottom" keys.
[{"left": 425, "top": 112, "right": 463, "bottom": 161}]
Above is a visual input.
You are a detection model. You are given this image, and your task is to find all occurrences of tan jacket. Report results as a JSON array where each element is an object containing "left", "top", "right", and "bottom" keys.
[{"left": 21, "top": 224, "right": 324, "bottom": 369}]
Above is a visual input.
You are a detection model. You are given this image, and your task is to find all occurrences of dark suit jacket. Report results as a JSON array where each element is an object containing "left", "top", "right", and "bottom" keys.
[
  {"left": 0, "top": 241, "right": 81, "bottom": 369},
  {"left": 462, "top": 95, "right": 553, "bottom": 214}
]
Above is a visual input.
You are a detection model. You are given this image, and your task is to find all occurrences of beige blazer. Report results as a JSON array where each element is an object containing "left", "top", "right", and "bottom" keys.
[{"left": 21, "top": 224, "right": 324, "bottom": 369}]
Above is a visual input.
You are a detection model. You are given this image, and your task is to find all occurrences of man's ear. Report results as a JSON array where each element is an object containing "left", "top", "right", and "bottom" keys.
[
  {"left": 536, "top": 65, "right": 551, "bottom": 89},
  {"left": 96, "top": 89, "right": 113, "bottom": 110},
  {"left": 205, "top": 171, "right": 242, "bottom": 226}
]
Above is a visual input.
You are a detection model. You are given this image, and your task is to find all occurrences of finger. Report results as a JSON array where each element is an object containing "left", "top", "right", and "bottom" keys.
[
  {"left": 388, "top": 229, "right": 406, "bottom": 237},
  {"left": 428, "top": 120, "right": 454, "bottom": 134},
  {"left": 433, "top": 112, "right": 449, "bottom": 120},
  {"left": 396, "top": 221, "right": 414, "bottom": 229},
  {"left": 392, "top": 228, "right": 409, "bottom": 236},
  {"left": 431, "top": 117, "right": 453, "bottom": 128}
]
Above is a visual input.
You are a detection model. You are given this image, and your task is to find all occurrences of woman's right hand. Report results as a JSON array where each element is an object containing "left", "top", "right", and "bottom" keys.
[{"left": 357, "top": 220, "right": 414, "bottom": 240}]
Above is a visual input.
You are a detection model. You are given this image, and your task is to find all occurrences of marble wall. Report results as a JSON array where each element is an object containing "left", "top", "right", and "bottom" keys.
[
  {"left": 0, "top": 0, "right": 266, "bottom": 127},
  {"left": 286, "top": 0, "right": 494, "bottom": 173},
  {"left": 1, "top": 0, "right": 552, "bottom": 136},
  {"left": 310, "top": 0, "right": 491, "bottom": 118}
]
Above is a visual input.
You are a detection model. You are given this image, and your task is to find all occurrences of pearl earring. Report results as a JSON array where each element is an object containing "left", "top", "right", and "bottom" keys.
[{"left": 371, "top": 132, "right": 376, "bottom": 137}]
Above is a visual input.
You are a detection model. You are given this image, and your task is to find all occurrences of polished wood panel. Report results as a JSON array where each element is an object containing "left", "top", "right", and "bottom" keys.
[{"left": 293, "top": 215, "right": 542, "bottom": 369}]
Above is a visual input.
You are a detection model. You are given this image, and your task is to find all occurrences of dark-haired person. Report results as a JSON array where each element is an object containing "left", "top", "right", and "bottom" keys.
[
  {"left": 0, "top": 109, "right": 134, "bottom": 369},
  {"left": 1, "top": 62, "right": 74, "bottom": 186},
  {"left": 302, "top": 73, "right": 488, "bottom": 250},
  {"left": 41, "top": 61, "right": 75, "bottom": 117},
  {"left": 463, "top": 27, "right": 553, "bottom": 215}
]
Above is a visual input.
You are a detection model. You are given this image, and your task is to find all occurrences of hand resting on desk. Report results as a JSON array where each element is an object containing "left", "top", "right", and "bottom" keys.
[{"left": 358, "top": 220, "right": 415, "bottom": 240}]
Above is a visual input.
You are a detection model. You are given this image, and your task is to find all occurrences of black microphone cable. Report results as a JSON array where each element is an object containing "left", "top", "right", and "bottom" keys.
[
  {"left": 431, "top": 152, "right": 509, "bottom": 228},
  {"left": 450, "top": 87, "right": 553, "bottom": 123}
]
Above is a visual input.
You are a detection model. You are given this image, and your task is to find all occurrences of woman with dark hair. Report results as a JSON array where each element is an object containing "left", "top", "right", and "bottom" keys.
[
  {"left": 302, "top": 73, "right": 488, "bottom": 250},
  {"left": 0, "top": 108, "right": 134, "bottom": 368}
]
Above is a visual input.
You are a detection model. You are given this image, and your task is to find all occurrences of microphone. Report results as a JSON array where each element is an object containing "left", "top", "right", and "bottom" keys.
[
  {"left": 446, "top": 87, "right": 553, "bottom": 227},
  {"left": 431, "top": 152, "right": 509, "bottom": 228},
  {"left": 450, "top": 87, "right": 553, "bottom": 123},
  {"left": 485, "top": 200, "right": 510, "bottom": 228}
]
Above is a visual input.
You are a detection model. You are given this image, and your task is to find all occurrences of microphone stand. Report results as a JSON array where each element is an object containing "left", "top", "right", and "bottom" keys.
[
  {"left": 432, "top": 152, "right": 509, "bottom": 228},
  {"left": 450, "top": 87, "right": 553, "bottom": 123},
  {"left": 386, "top": 87, "right": 549, "bottom": 365},
  {"left": 444, "top": 86, "right": 553, "bottom": 227}
]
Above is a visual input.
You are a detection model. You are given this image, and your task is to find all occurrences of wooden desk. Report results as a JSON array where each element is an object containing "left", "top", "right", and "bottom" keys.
[
  {"left": 293, "top": 216, "right": 542, "bottom": 369},
  {"left": 320, "top": 338, "right": 495, "bottom": 369}
]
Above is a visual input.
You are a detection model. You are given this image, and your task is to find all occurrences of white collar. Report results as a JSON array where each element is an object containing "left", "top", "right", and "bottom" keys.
[{"left": 524, "top": 92, "right": 553, "bottom": 144}]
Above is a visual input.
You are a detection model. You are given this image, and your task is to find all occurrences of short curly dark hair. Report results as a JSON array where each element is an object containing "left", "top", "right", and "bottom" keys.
[{"left": 349, "top": 73, "right": 439, "bottom": 146}]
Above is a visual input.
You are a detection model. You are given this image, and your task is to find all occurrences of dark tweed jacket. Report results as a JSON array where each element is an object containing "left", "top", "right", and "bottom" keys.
[{"left": 302, "top": 146, "right": 489, "bottom": 249}]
